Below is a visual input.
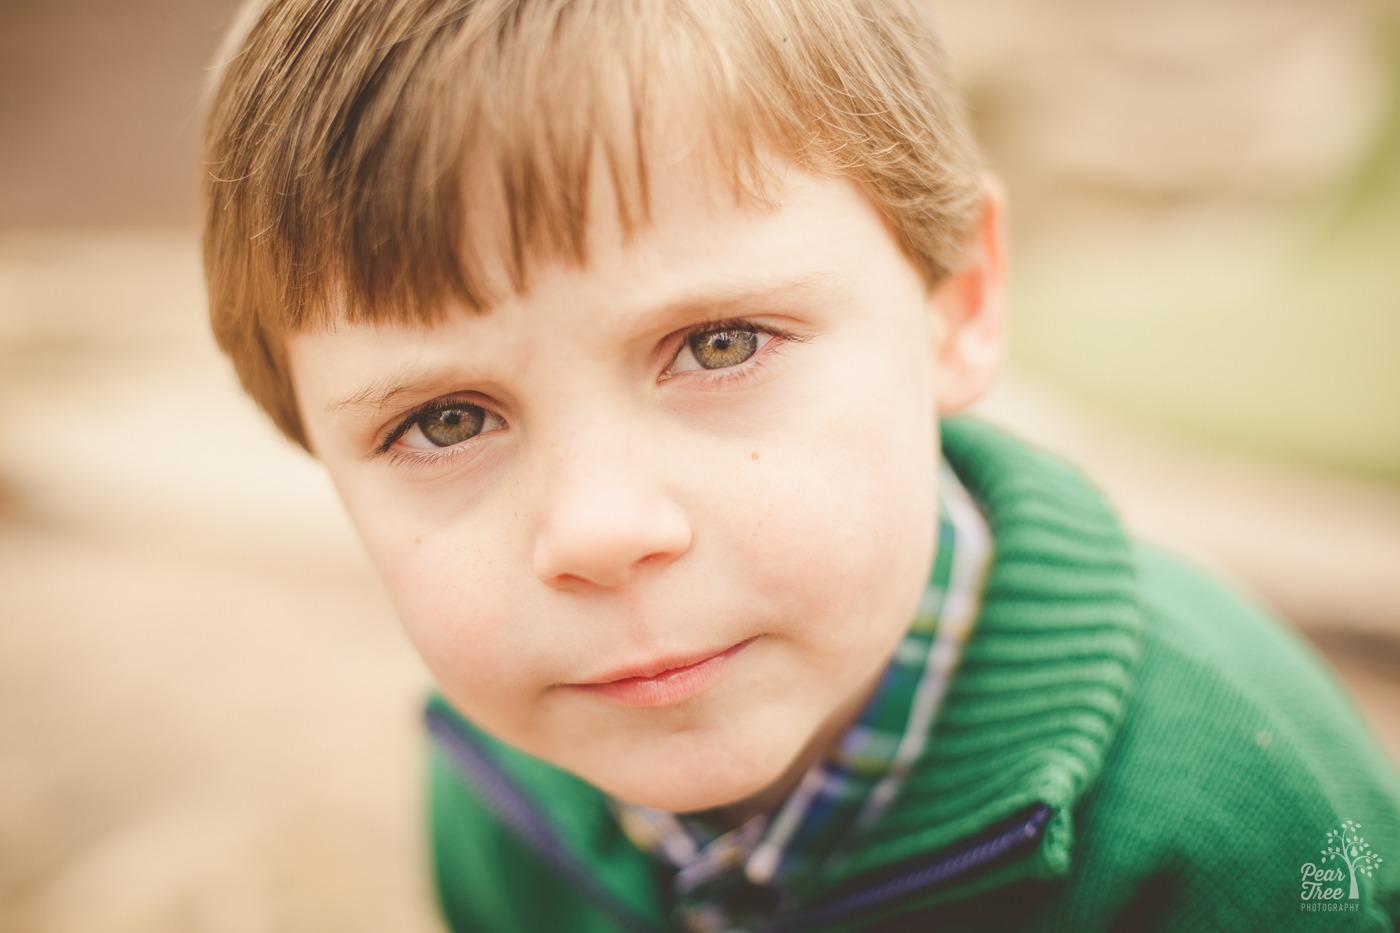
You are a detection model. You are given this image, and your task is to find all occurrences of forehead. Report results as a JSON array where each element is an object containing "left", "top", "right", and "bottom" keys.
[
  {"left": 289, "top": 165, "right": 910, "bottom": 417},
  {"left": 478, "top": 155, "right": 854, "bottom": 321},
  {"left": 343, "top": 157, "right": 880, "bottom": 339},
  {"left": 453, "top": 129, "right": 789, "bottom": 311}
]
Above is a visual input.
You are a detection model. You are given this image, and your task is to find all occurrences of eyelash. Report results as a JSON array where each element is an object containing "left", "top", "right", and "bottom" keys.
[
  {"left": 384, "top": 444, "right": 477, "bottom": 470},
  {"left": 375, "top": 317, "right": 801, "bottom": 464}
]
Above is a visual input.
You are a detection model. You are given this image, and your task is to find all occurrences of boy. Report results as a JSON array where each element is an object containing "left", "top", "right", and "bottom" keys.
[{"left": 201, "top": 0, "right": 1400, "bottom": 929}]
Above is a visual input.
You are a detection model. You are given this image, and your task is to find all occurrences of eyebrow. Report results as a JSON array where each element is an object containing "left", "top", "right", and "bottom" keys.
[
  {"left": 327, "top": 369, "right": 455, "bottom": 416},
  {"left": 325, "top": 272, "right": 834, "bottom": 417},
  {"left": 640, "top": 272, "right": 833, "bottom": 329}
]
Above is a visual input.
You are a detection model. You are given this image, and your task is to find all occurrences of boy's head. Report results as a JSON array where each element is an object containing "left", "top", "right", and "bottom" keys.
[{"left": 204, "top": 0, "right": 1005, "bottom": 815}]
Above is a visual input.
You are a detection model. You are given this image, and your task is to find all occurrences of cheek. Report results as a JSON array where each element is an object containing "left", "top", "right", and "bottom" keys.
[
  {"left": 727, "top": 367, "right": 940, "bottom": 649},
  {"left": 348, "top": 502, "right": 533, "bottom": 716}
]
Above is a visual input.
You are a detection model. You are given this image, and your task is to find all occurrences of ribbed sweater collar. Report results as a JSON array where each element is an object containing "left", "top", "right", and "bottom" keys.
[{"left": 824, "top": 417, "right": 1146, "bottom": 883}]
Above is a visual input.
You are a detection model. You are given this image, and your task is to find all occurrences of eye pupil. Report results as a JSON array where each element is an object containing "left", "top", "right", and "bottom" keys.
[
  {"left": 689, "top": 327, "right": 758, "bottom": 370},
  {"left": 419, "top": 405, "right": 485, "bottom": 447}
]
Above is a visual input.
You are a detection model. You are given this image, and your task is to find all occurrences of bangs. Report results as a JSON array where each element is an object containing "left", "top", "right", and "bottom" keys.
[{"left": 207, "top": 0, "right": 790, "bottom": 336}]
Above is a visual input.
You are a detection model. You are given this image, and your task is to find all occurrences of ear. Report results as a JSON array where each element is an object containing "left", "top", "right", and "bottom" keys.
[{"left": 927, "top": 175, "right": 1007, "bottom": 415}]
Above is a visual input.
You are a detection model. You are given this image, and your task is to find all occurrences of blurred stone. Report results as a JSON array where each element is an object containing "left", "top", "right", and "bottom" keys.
[{"left": 934, "top": 0, "right": 1395, "bottom": 225}]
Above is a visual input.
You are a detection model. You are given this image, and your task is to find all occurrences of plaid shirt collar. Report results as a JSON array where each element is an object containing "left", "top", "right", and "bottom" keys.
[{"left": 612, "top": 461, "right": 994, "bottom": 933}]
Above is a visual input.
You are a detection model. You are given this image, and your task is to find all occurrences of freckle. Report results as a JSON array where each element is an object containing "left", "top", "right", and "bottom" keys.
[
  {"left": 750, "top": 451, "right": 760, "bottom": 461},
  {"left": 414, "top": 537, "right": 422, "bottom": 546}
]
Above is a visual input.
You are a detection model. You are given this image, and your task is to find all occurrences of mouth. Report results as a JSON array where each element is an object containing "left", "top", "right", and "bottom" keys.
[{"left": 566, "top": 637, "right": 757, "bottom": 708}]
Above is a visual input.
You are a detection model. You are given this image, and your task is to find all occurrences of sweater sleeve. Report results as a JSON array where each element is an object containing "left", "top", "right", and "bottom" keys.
[{"left": 1056, "top": 545, "right": 1400, "bottom": 932}]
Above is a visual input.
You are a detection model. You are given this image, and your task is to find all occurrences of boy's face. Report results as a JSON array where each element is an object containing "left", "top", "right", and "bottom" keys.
[{"left": 289, "top": 159, "right": 994, "bottom": 814}]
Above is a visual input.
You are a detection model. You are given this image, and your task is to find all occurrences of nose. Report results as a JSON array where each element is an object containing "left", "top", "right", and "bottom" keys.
[{"left": 531, "top": 439, "right": 693, "bottom": 591}]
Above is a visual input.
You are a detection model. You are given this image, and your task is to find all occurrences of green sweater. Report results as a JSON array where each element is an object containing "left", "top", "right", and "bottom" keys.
[{"left": 427, "top": 418, "right": 1400, "bottom": 931}]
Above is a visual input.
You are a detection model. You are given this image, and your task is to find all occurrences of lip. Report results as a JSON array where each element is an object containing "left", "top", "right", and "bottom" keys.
[{"left": 567, "top": 637, "right": 756, "bottom": 708}]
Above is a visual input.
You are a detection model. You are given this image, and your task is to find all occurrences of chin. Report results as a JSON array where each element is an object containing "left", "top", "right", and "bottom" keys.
[
  {"left": 591, "top": 744, "right": 796, "bottom": 816},
  {"left": 607, "top": 776, "right": 763, "bottom": 816}
]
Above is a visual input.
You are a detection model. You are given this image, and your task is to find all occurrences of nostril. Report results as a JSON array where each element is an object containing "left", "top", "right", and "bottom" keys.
[{"left": 532, "top": 504, "right": 692, "bottom": 591}]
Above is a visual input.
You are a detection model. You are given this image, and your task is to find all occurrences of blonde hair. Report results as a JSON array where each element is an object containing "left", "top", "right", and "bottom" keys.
[{"left": 203, "top": 0, "right": 984, "bottom": 447}]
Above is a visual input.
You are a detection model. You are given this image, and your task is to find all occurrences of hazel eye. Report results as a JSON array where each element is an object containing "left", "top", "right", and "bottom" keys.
[
  {"left": 400, "top": 404, "right": 493, "bottom": 449},
  {"left": 689, "top": 328, "right": 758, "bottom": 369},
  {"left": 674, "top": 326, "right": 764, "bottom": 373}
]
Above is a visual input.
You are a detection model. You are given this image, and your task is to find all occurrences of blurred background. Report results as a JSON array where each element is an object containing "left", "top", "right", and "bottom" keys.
[{"left": 1, "top": 0, "right": 1397, "bottom": 930}]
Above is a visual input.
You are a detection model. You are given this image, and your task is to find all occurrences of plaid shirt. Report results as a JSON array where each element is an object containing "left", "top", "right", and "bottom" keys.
[{"left": 613, "top": 461, "right": 994, "bottom": 933}]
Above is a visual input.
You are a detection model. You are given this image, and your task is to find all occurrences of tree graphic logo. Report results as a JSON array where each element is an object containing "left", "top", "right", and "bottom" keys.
[{"left": 1320, "top": 821, "right": 1383, "bottom": 899}]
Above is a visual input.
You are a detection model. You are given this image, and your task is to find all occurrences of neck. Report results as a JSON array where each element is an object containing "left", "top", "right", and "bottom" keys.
[{"left": 700, "top": 664, "right": 884, "bottom": 830}]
